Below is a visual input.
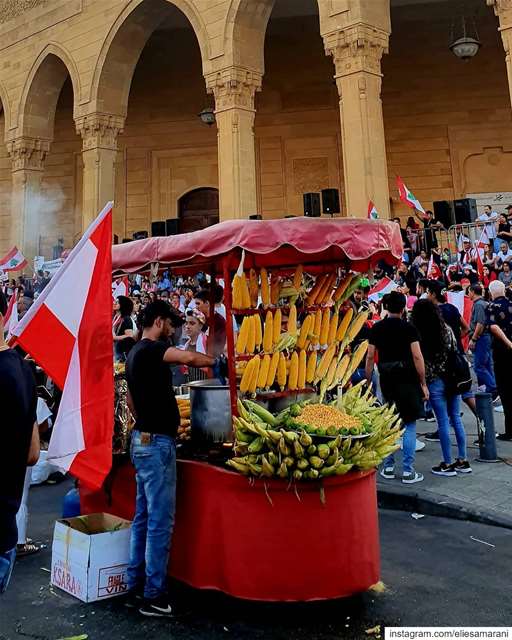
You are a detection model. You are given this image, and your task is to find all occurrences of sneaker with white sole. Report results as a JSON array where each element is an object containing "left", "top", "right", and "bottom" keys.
[
  {"left": 431, "top": 462, "right": 457, "bottom": 477},
  {"left": 380, "top": 466, "right": 395, "bottom": 479},
  {"left": 451, "top": 459, "right": 472, "bottom": 474},
  {"left": 402, "top": 471, "right": 424, "bottom": 484},
  {"left": 139, "top": 595, "right": 174, "bottom": 618}
]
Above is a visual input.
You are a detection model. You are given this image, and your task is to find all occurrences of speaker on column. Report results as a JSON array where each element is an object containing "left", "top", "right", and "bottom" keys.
[
  {"left": 303, "top": 193, "right": 321, "bottom": 217},
  {"left": 453, "top": 198, "right": 478, "bottom": 224},
  {"left": 133, "top": 230, "right": 148, "bottom": 240},
  {"left": 166, "top": 218, "right": 180, "bottom": 236},
  {"left": 151, "top": 220, "right": 166, "bottom": 237},
  {"left": 249, "top": 214, "right": 262, "bottom": 220},
  {"left": 433, "top": 200, "right": 455, "bottom": 229},
  {"left": 321, "top": 188, "right": 340, "bottom": 215}
]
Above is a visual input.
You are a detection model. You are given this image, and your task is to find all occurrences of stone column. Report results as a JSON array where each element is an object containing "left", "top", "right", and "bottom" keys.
[
  {"left": 324, "top": 25, "right": 390, "bottom": 219},
  {"left": 75, "top": 113, "right": 124, "bottom": 231},
  {"left": 7, "top": 136, "right": 50, "bottom": 260},
  {"left": 206, "top": 68, "right": 262, "bottom": 220},
  {"left": 487, "top": 0, "right": 512, "bottom": 108}
]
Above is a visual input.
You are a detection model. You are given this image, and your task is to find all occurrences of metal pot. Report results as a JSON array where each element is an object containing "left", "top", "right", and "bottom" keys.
[{"left": 188, "top": 378, "right": 233, "bottom": 445}]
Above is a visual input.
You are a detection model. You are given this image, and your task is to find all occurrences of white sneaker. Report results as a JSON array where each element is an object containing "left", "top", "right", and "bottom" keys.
[
  {"left": 380, "top": 466, "right": 395, "bottom": 479},
  {"left": 402, "top": 471, "right": 424, "bottom": 484},
  {"left": 495, "top": 405, "right": 504, "bottom": 413}
]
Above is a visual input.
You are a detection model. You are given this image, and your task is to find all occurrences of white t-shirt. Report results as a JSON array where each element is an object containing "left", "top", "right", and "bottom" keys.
[
  {"left": 478, "top": 212, "right": 498, "bottom": 239},
  {"left": 496, "top": 248, "right": 512, "bottom": 264}
]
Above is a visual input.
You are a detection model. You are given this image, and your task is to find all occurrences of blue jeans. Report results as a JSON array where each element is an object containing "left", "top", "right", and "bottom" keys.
[
  {"left": 383, "top": 421, "right": 416, "bottom": 474},
  {"left": 127, "top": 431, "right": 176, "bottom": 600},
  {"left": 473, "top": 334, "right": 497, "bottom": 395},
  {"left": 428, "top": 378, "right": 467, "bottom": 464},
  {"left": 0, "top": 548, "right": 16, "bottom": 594}
]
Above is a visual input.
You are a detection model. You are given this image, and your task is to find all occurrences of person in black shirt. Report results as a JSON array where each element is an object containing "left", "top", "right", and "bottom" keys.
[
  {"left": 366, "top": 291, "right": 428, "bottom": 484},
  {"left": 125, "top": 300, "right": 215, "bottom": 617},
  {"left": 0, "top": 290, "right": 39, "bottom": 594},
  {"left": 113, "top": 295, "right": 136, "bottom": 362}
]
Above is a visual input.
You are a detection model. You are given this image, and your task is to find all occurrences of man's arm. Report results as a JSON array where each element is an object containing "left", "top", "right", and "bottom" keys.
[
  {"left": 27, "top": 422, "right": 40, "bottom": 466},
  {"left": 459, "top": 314, "right": 470, "bottom": 337},
  {"left": 410, "top": 341, "right": 429, "bottom": 400},
  {"left": 163, "top": 346, "right": 215, "bottom": 368},
  {"left": 365, "top": 344, "right": 376, "bottom": 383},
  {"left": 489, "top": 324, "right": 512, "bottom": 350}
]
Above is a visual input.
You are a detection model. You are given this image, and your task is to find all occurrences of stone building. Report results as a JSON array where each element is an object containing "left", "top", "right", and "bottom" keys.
[{"left": 0, "top": 0, "right": 511, "bottom": 259}]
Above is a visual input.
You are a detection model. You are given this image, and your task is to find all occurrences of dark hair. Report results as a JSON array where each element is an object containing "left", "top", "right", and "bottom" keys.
[
  {"left": 194, "top": 289, "right": 210, "bottom": 303},
  {"left": 425, "top": 210, "right": 433, "bottom": 216},
  {"left": 470, "top": 284, "right": 483, "bottom": 296},
  {"left": 411, "top": 299, "right": 447, "bottom": 361},
  {"left": 140, "top": 300, "right": 184, "bottom": 329},
  {"left": 117, "top": 295, "right": 133, "bottom": 317},
  {"left": 0, "top": 289, "right": 7, "bottom": 316},
  {"left": 426, "top": 280, "right": 445, "bottom": 302},
  {"left": 382, "top": 290, "right": 406, "bottom": 314}
]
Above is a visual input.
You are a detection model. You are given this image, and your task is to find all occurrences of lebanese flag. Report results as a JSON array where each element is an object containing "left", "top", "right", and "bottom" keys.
[
  {"left": 396, "top": 176, "right": 426, "bottom": 214},
  {"left": 112, "top": 276, "right": 129, "bottom": 299},
  {"left": 4, "top": 290, "right": 18, "bottom": 339},
  {"left": 447, "top": 290, "right": 473, "bottom": 351},
  {"left": 368, "top": 277, "right": 398, "bottom": 302},
  {"left": 476, "top": 249, "right": 485, "bottom": 282},
  {"left": 0, "top": 247, "right": 28, "bottom": 272},
  {"left": 11, "top": 203, "right": 114, "bottom": 490},
  {"left": 427, "top": 255, "right": 442, "bottom": 280},
  {"left": 368, "top": 201, "right": 379, "bottom": 219},
  {"left": 476, "top": 228, "right": 489, "bottom": 258}
]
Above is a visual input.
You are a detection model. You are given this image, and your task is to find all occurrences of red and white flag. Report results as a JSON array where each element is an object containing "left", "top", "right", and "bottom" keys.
[
  {"left": 368, "top": 277, "right": 398, "bottom": 303},
  {"left": 0, "top": 247, "right": 28, "bottom": 272},
  {"left": 112, "top": 276, "right": 129, "bottom": 300},
  {"left": 368, "top": 201, "right": 379, "bottom": 219},
  {"left": 11, "top": 203, "right": 114, "bottom": 490},
  {"left": 396, "top": 176, "right": 426, "bottom": 214},
  {"left": 476, "top": 228, "right": 489, "bottom": 258},
  {"left": 3, "top": 290, "right": 18, "bottom": 340},
  {"left": 427, "top": 255, "right": 442, "bottom": 280}
]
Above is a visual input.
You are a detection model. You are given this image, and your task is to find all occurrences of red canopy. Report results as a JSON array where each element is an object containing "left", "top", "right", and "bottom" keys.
[{"left": 112, "top": 217, "right": 402, "bottom": 275}]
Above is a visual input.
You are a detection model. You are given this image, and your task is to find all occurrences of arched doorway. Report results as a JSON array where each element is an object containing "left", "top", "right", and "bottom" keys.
[{"left": 178, "top": 188, "right": 219, "bottom": 233}]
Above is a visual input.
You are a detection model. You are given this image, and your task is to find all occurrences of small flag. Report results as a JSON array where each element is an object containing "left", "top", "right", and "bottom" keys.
[
  {"left": 11, "top": 203, "right": 114, "bottom": 490},
  {"left": 0, "top": 247, "right": 28, "bottom": 272},
  {"left": 368, "top": 277, "right": 398, "bottom": 303},
  {"left": 112, "top": 276, "right": 129, "bottom": 300},
  {"left": 427, "top": 255, "right": 442, "bottom": 280},
  {"left": 3, "top": 290, "right": 18, "bottom": 340},
  {"left": 476, "top": 228, "right": 490, "bottom": 258},
  {"left": 396, "top": 176, "right": 425, "bottom": 214},
  {"left": 368, "top": 201, "right": 379, "bottom": 219}
]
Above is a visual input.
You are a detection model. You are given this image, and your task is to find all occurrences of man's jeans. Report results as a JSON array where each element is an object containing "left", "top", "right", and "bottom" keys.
[
  {"left": 0, "top": 548, "right": 16, "bottom": 594},
  {"left": 473, "top": 333, "right": 497, "bottom": 395},
  {"left": 383, "top": 421, "right": 416, "bottom": 474},
  {"left": 127, "top": 431, "right": 176, "bottom": 600},
  {"left": 428, "top": 377, "right": 467, "bottom": 464}
]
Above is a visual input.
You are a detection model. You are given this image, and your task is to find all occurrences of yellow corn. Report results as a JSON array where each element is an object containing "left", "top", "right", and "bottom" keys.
[
  {"left": 270, "top": 274, "right": 281, "bottom": 305},
  {"left": 325, "top": 357, "right": 338, "bottom": 389},
  {"left": 254, "top": 313, "right": 262, "bottom": 349},
  {"left": 315, "top": 343, "right": 336, "bottom": 382},
  {"left": 306, "top": 351, "right": 317, "bottom": 383},
  {"left": 249, "top": 268, "right": 259, "bottom": 308},
  {"left": 331, "top": 354, "right": 350, "bottom": 389},
  {"left": 277, "top": 352, "right": 287, "bottom": 390},
  {"left": 260, "top": 268, "right": 270, "bottom": 307},
  {"left": 240, "top": 272, "right": 251, "bottom": 309},
  {"left": 327, "top": 313, "right": 338, "bottom": 345},
  {"left": 306, "top": 273, "right": 327, "bottom": 306},
  {"left": 333, "top": 273, "right": 352, "bottom": 302},
  {"left": 288, "top": 351, "right": 299, "bottom": 391},
  {"left": 336, "top": 308, "right": 354, "bottom": 342},
  {"left": 263, "top": 310, "right": 274, "bottom": 353},
  {"left": 344, "top": 340, "right": 369, "bottom": 384},
  {"left": 318, "top": 273, "right": 335, "bottom": 305},
  {"left": 346, "top": 311, "right": 369, "bottom": 343},
  {"left": 297, "top": 314, "right": 312, "bottom": 350},
  {"left": 249, "top": 356, "right": 260, "bottom": 394},
  {"left": 273, "top": 308, "right": 282, "bottom": 345},
  {"left": 288, "top": 304, "right": 297, "bottom": 336},
  {"left": 311, "top": 309, "right": 322, "bottom": 346},
  {"left": 266, "top": 351, "right": 280, "bottom": 389},
  {"left": 246, "top": 314, "right": 256, "bottom": 354},
  {"left": 319, "top": 308, "right": 330, "bottom": 346},
  {"left": 298, "top": 349, "right": 307, "bottom": 390},
  {"left": 232, "top": 275, "right": 242, "bottom": 309},
  {"left": 293, "top": 265, "right": 303, "bottom": 290},
  {"left": 236, "top": 316, "right": 250, "bottom": 354},
  {"left": 258, "top": 354, "right": 271, "bottom": 389},
  {"left": 240, "top": 357, "right": 255, "bottom": 393}
]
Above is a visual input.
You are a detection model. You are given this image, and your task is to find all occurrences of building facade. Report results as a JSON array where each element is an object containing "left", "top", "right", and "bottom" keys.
[{"left": 0, "top": 0, "right": 511, "bottom": 259}]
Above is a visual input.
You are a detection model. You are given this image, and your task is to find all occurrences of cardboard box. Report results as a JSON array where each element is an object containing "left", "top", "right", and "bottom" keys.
[{"left": 51, "top": 513, "right": 132, "bottom": 602}]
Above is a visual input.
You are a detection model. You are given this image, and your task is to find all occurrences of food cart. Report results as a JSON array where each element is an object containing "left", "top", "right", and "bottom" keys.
[{"left": 80, "top": 217, "right": 402, "bottom": 602}]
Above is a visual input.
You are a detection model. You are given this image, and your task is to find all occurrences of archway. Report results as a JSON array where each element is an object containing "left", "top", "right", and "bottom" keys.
[{"left": 178, "top": 188, "right": 219, "bottom": 233}]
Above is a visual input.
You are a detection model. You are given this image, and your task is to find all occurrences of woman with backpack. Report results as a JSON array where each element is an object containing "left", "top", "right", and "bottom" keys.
[{"left": 411, "top": 299, "right": 472, "bottom": 476}]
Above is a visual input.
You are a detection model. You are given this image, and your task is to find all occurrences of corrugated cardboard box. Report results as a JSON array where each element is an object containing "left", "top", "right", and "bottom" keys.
[{"left": 51, "top": 513, "right": 131, "bottom": 602}]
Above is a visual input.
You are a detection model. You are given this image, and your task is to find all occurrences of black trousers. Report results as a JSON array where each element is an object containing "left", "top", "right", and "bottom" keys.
[{"left": 493, "top": 350, "right": 512, "bottom": 436}]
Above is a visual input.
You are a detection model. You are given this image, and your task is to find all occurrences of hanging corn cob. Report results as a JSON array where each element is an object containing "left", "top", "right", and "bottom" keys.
[
  {"left": 270, "top": 274, "right": 281, "bottom": 305},
  {"left": 336, "top": 308, "right": 353, "bottom": 342},
  {"left": 306, "top": 273, "right": 327, "bottom": 306},
  {"left": 288, "top": 304, "right": 297, "bottom": 336},
  {"left": 272, "top": 308, "right": 282, "bottom": 345},
  {"left": 232, "top": 275, "right": 242, "bottom": 309},
  {"left": 345, "top": 311, "right": 369, "bottom": 344},
  {"left": 329, "top": 354, "right": 350, "bottom": 390},
  {"left": 296, "top": 314, "right": 312, "bottom": 350},
  {"left": 248, "top": 355, "right": 260, "bottom": 394},
  {"left": 249, "top": 268, "right": 259, "bottom": 308},
  {"left": 333, "top": 273, "right": 352, "bottom": 303},
  {"left": 236, "top": 316, "right": 250, "bottom": 354},
  {"left": 240, "top": 272, "right": 251, "bottom": 309},
  {"left": 341, "top": 340, "right": 369, "bottom": 386},
  {"left": 266, "top": 351, "right": 280, "bottom": 389},
  {"left": 298, "top": 349, "right": 307, "bottom": 389},
  {"left": 246, "top": 314, "right": 257, "bottom": 354},
  {"left": 293, "top": 264, "right": 303, "bottom": 290},
  {"left": 254, "top": 313, "right": 263, "bottom": 350},
  {"left": 239, "top": 357, "right": 256, "bottom": 393},
  {"left": 311, "top": 308, "right": 322, "bottom": 346},
  {"left": 314, "top": 343, "right": 336, "bottom": 383},
  {"left": 263, "top": 310, "right": 274, "bottom": 352},
  {"left": 260, "top": 267, "right": 270, "bottom": 307},
  {"left": 257, "top": 354, "right": 271, "bottom": 390},
  {"left": 319, "top": 308, "right": 330, "bottom": 346},
  {"left": 288, "top": 351, "right": 299, "bottom": 391},
  {"left": 327, "top": 312, "right": 338, "bottom": 345},
  {"left": 306, "top": 351, "right": 317, "bottom": 383},
  {"left": 277, "top": 352, "right": 287, "bottom": 390}
]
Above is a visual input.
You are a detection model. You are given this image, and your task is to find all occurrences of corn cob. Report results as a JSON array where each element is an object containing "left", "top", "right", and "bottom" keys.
[
  {"left": 306, "top": 273, "right": 327, "bottom": 306},
  {"left": 317, "top": 273, "right": 335, "bottom": 305},
  {"left": 298, "top": 349, "right": 307, "bottom": 389},
  {"left": 288, "top": 304, "right": 297, "bottom": 336},
  {"left": 270, "top": 274, "right": 281, "bottom": 305},
  {"left": 311, "top": 309, "right": 322, "bottom": 346},
  {"left": 263, "top": 310, "right": 274, "bottom": 352},
  {"left": 333, "top": 273, "right": 352, "bottom": 302},
  {"left": 288, "top": 351, "right": 299, "bottom": 390},
  {"left": 273, "top": 308, "right": 282, "bottom": 345},
  {"left": 249, "top": 268, "right": 259, "bottom": 308},
  {"left": 297, "top": 314, "right": 312, "bottom": 350},
  {"left": 232, "top": 275, "right": 242, "bottom": 309},
  {"left": 254, "top": 313, "right": 262, "bottom": 349},
  {"left": 314, "top": 343, "right": 336, "bottom": 382},
  {"left": 306, "top": 351, "right": 317, "bottom": 383},
  {"left": 239, "top": 357, "right": 255, "bottom": 393},
  {"left": 319, "top": 308, "right": 331, "bottom": 346},
  {"left": 325, "top": 357, "right": 338, "bottom": 389},
  {"left": 260, "top": 267, "right": 270, "bottom": 307},
  {"left": 330, "top": 354, "right": 350, "bottom": 390},
  {"left": 293, "top": 264, "right": 303, "bottom": 290},
  {"left": 277, "top": 352, "right": 287, "bottom": 390},
  {"left": 346, "top": 311, "right": 369, "bottom": 343},
  {"left": 249, "top": 356, "right": 260, "bottom": 394},
  {"left": 246, "top": 314, "right": 256, "bottom": 354},
  {"left": 336, "top": 308, "right": 353, "bottom": 342},
  {"left": 327, "top": 313, "right": 339, "bottom": 346},
  {"left": 266, "top": 351, "right": 280, "bottom": 389},
  {"left": 240, "top": 272, "right": 251, "bottom": 309},
  {"left": 236, "top": 316, "right": 250, "bottom": 354},
  {"left": 258, "top": 354, "right": 271, "bottom": 389},
  {"left": 343, "top": 340, "right": 369, "bottom": 385}
]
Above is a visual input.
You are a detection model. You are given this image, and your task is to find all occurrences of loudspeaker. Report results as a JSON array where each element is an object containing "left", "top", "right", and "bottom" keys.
[
  {"left": 303, "top": 193, "right": 321, "bottom": 217},
  {"left": 122, "top": 238, "right": 131, "bottom": 244},
  {"left": 285, "top": 215, "right": 296, "bottom": 218},
  {"left": 433, "top": 200, "right": 455, "bottom": 229},
  {"left": 151, "top": 220, "right": 166, "bottom": 237},
  {"left": 249, "top": 214, "right": 262, "bottom": 220},
  {"left": 133, "top": 230, "right": 148, "bottom": 240},
  {"left": 453, "top": 198, "right": 478, "bottom": 224},
  {"left": 166, "top": 218, "right": 180, "bottom": 236},
  {"left": 113, "top": 234, "right": 119, "bottom": 245},
  {"left": 321, "top": 188, "right": 340, "bottom": 215}
]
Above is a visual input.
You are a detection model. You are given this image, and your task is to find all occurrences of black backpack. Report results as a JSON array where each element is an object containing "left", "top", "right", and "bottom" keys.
[{"left": 443, "top": 337, "right": 472, "bottom": 395}]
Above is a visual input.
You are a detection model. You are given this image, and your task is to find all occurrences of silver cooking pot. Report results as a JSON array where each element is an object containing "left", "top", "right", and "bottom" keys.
[{"left": 188, "top": 378, "right": 233, "bottom": 444}]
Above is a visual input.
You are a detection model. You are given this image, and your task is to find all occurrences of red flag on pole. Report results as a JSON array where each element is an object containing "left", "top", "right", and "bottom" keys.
[
  {"left": 4, "top": 289, "right": 18, "bottom": 339},
  {"left": 427, "top": 254, "right": 442, "bottom": 280},
  {"left": 11, "top": 203, "right": 114, "bottom": 490}
]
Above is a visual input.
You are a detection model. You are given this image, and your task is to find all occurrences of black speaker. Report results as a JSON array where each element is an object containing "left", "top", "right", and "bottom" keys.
[
  {"left": 122, "top": 238, "right": 131, "bottom": 244},
  {"left": 303, "top": 193, "right": 321, "bottom": 217},
  {"left": 453, "top": 198, "right": 478, "bottom": 225},
  {"left": 113, "top": 234, "right": 119, "bottom": 245},
  {"left": 166, "top": 218, "right": 180, "bottom": 236},
  {"left": 433, "top": 200, "right": 455, "bottom": 228},
  {"left": 133, "top": 230, "right": 148, "bottom": 240},
  {"left": 321, "top": 188, "right": 340, "bottom": 215},
  {"left": 151, "top": 220, "right": 166, "bottom": 237},
  {"left": 249, "top": 214, "right": 262, "bottom": 220}
]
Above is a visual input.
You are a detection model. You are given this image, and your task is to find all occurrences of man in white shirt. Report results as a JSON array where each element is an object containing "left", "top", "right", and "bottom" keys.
[
  {"left": 478, "top": 205, "right": 498, "bottom": 244},
  {"left": 496, "top": 241, "right": 512, "bottom": 268}
]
